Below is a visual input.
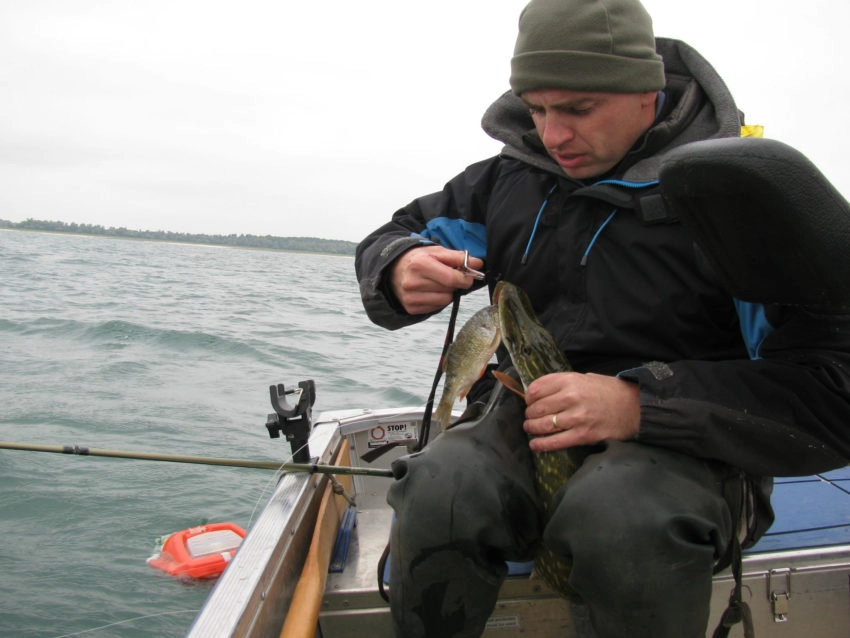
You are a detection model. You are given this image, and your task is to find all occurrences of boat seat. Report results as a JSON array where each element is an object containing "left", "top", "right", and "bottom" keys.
[{"left": 659, "top": 137, "right": 850, "bottom": 308}]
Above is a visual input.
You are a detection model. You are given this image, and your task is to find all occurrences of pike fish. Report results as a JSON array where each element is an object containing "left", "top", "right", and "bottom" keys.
[
  {"left": 493, "top": 280, "right": 591, "bottom": 599},
  {"left": 433, "top": 304, "right": 501, "bottom": 430},
  {"left": 446, "top": 281, "right": 588, "bottom": 599}
]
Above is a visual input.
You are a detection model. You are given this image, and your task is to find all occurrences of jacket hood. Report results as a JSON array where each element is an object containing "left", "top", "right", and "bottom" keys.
[{"left": 481, "top": 38, "right": 743, "bottom": 183}]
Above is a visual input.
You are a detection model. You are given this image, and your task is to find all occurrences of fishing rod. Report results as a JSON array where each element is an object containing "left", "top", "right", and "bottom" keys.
[{"left": 0, "top": 441, "right": 394, "bottom": 478}]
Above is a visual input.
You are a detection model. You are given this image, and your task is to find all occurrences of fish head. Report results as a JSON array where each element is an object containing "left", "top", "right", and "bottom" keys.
[{"left": 494, "top": 281, "right": 570, "bottom": 390}]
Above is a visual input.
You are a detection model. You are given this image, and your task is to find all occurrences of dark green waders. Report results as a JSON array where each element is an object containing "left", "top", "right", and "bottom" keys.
[{"left": 387, "top": 383, "right": 743, "bottom": 638}]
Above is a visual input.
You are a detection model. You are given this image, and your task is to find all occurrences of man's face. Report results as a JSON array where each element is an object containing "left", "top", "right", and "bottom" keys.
[{"left": 522, "top": 89, "right": 658, "bottom": 179}]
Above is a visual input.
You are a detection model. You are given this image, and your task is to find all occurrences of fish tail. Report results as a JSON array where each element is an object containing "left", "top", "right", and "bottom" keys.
[{"left": 433, "top": 399, "right": 453, "bottom": 430}]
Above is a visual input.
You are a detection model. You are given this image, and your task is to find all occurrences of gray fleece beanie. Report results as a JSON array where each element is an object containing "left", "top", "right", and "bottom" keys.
[{"left": 510, "top": 0, "right": 666, "bottom": 95}]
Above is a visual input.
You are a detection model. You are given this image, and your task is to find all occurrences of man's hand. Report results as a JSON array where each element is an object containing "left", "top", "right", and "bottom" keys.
[
  {"left": 522, "top": 372, "right": 640, "bottom": 451},
  {"left": 391, "top": 246, "right": 484, "bottom": 315}
]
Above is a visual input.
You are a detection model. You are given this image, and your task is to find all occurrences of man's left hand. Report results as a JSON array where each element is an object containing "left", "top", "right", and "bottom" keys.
[{"left": 523, "top": 372, "right": 640, "bottom": 452}]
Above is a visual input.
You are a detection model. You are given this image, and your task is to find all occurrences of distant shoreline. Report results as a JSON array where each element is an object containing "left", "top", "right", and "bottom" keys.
[{"left": 0, "top": 219, "right": 357, "bottom": 256}]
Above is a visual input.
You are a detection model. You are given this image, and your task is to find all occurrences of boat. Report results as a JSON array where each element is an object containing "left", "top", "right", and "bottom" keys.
[
  {"left": 185, "top": 380, "right": 850, "bottom": 637},
  {"left": 188, "top": 138, "right": 850, "bottom": 636}
]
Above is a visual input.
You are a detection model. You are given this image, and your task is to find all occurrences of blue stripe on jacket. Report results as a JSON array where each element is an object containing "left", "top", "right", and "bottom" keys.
[
  {"left": 412, "top": 218, "right": 487, "bottom": 259},
  {"left": 734, "top": 299, "right": 774, "bottom": 359}
]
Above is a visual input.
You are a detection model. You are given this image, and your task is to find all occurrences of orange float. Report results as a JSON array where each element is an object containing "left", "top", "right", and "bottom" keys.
[{"left": 147, "top": 522, "right": 246, "bottom": 580}]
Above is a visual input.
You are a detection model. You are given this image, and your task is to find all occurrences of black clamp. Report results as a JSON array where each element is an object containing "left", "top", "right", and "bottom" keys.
[{"left": 266, "top": 380, "right": 316, "bottom": 463}]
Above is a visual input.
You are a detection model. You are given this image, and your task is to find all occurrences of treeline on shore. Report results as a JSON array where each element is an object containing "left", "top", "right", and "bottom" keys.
[{"left": 0, "top": 218, "right": 358, "bottom": 256}]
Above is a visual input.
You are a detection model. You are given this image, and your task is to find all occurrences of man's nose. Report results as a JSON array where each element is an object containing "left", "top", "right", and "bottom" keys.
[{"left": 541, "top": 116, "right": 575, "bottom": 149}]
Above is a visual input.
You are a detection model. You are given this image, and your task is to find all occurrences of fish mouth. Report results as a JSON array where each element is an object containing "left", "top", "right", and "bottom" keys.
[
  {"left": 493, "top": 281, "right": 570, "bottom": 390},
  {"left": 491, "top": 280, "right": 508, "bottom": 305},
  {"left": 493, "top": 280, "right": 536, "bottom": 321}
]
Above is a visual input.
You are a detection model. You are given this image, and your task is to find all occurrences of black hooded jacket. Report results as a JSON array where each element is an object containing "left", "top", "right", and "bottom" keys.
[{"left": 355, "top": 38, "right": 850, "bottom": 478}]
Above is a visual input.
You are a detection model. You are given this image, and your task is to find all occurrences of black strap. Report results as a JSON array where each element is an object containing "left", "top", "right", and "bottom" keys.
[
  {"left": 711, "top": 469, "right": 757, "bottom": 638},
  {"left": 415, "top": 290, "right": 462, "bottom": 451},
  {"left": 377, "top": 536, "right": 392, "bottom": 603},
  {"left": 712, "top": 529, "right": 755, "bottom": 638}
]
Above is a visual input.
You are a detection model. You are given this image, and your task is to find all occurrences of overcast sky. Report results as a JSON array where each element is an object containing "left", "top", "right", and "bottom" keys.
[{"left": 2, "top": 0, "right": 848, "bottom": 242}]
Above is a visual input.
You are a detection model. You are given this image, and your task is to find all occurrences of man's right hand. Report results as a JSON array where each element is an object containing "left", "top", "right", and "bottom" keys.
[{"left": 390, "top": 246, "right": 484, "bottom": 315}]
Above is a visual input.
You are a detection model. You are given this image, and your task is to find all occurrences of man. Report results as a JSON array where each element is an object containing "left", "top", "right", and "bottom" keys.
[{"left": 355, "top": 0, "right": 850, "bottom": 636}]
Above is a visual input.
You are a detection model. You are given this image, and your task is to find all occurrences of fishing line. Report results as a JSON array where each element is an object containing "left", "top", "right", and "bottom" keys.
[
  {"left": 246, "top": 439, "right": 310, "bottom": 528},
  {"left": 51, "top": 609, "right": 199, "bottom": 637},
  {"left": 817, "top": 473, "right": 850, "bottom": 497},
  {"left": 416, "top": 290, "right": 462, "bottom": 451},
  {"left": 241, "top": 438, "right": 359, "bottom": 528},
  {"left": 247, "top": 466, "right": 288, "bottom": 528}
]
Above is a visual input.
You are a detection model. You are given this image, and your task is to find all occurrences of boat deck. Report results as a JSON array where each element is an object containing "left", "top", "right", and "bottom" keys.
[
  {"left": 188, "top": 408, "right": 850, "bottom": 637},
  {"left": 753, "top": 467, "right": 850, "bottom": 552}
]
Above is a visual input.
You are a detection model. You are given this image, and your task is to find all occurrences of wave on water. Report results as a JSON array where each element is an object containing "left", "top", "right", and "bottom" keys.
[{"left": 2, "top": 315, "right": 274, "bottom": 363}]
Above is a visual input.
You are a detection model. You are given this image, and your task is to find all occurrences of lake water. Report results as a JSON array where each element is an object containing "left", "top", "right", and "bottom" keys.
[{"left": 0, "top": 230, "right": 486, "bottom": 637}]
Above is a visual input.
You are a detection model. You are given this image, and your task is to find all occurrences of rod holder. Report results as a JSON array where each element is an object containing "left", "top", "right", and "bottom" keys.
[{"left": 266, "top": 380, "right": 316, "bottom": 463}]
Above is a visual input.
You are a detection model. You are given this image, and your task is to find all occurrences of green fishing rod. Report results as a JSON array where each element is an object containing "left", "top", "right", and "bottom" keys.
[{"left": 0, "top": 441, "right": 394, "bottom": 478}]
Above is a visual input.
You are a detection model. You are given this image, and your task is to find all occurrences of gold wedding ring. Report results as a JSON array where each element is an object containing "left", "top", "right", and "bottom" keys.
[{"left": 552, "top": 413, "right": 558, "bottom": 430}]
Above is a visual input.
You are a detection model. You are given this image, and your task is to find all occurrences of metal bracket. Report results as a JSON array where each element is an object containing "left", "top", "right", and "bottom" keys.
[
  {"left": 769, "top": 568, "right": 792, "bottom": 623},
  {"left": 265, "top": 380, "right": 316, "bottom": 463}
]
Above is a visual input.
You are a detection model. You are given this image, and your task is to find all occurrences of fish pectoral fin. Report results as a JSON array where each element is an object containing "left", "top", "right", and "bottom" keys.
[
  {"left": 492, "top": 370, "right": 526, "bottom": 399},
  {"left": 460, "top": 363, "right": 494, "bottom": 400}
]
